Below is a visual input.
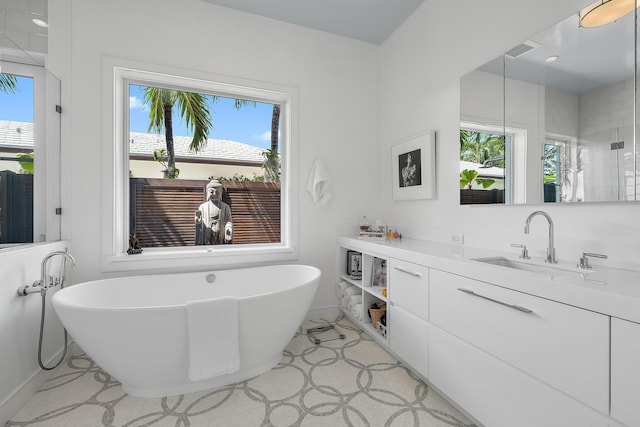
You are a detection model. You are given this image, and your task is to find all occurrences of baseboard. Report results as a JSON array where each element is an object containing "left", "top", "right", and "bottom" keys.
[
  {"left": 0, "top": 343, "right": 77, "bottom": 425},
  {"left": 304, "top": 306, "right": 341, "bottom": 321}
]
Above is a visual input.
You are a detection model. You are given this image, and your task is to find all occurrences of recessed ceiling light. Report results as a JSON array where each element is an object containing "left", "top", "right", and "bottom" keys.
[
  {"left": 544, "top": 55, "right": 559, "bottom": 63},
  {"left": 32, "top": 18, "right": 48, "bottom": 28}
]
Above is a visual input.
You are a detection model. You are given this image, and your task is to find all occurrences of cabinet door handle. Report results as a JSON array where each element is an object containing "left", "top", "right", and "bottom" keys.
[
  {"left": 393, "top": 266, "right": 421, "bottom": 277},
  {"left": 457, "top": 288, "right": 534, "bottom": 314}
]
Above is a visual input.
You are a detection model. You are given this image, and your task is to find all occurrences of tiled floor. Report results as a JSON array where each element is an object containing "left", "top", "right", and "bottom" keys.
[{"left": 7, "top": 316, "right": 475, "bottom": 426}]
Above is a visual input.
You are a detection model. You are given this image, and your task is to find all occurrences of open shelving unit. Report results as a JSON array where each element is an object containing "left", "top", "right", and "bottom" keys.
[{"left": 338, "top": 246, "right": 389, "bottom": 343}]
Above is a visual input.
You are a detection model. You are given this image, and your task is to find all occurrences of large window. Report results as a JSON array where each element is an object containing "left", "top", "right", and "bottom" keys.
[
  {"left": 0, "top": 62, "right": 58, "bottom": 247},
  {"left": 102, "top": 59, "right": 296, "bottom": 270}
]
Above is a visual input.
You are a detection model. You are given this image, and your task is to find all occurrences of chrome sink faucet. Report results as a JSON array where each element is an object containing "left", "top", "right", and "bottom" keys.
[{"left": 524, "top": 211, "right": 557, "bottom": 264}]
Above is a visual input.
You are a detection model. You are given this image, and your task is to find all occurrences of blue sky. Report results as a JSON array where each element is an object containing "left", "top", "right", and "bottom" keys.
[
  {"left": 0, "top": 76, "right": 34, "bottom": 122},
  {"left": 129, "top": 84, "right": 275, "bottom": 150},
  {"left": 0, "top": 77, "right": 275, "bottom": 150}
]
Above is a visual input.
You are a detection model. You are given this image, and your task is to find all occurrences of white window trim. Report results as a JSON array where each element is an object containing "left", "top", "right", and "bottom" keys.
[
  {"left": 101, "top": 57, "right": 298, "bottom": 272},
  {"left": 460, "top": 119, "right": 528, "bottom": 204},
  {"left": 0, "top": 61, "right": 60, "bottom": 247}
]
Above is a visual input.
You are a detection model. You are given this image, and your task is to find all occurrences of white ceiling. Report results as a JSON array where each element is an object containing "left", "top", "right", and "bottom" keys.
[
  {"left": 199, "top": 0, "right": 426, "bottom": 45},
  {"left": 479, "top": 9, "right": 635, "bottom": 94}
]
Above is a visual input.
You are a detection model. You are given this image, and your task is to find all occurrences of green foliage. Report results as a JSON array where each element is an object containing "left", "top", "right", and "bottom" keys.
[
  {"left": 543, "top": 144, "right": 560, "bottom": 184},
  {"left": 460, "top": 129, "right": 505, "bottom": 167},
  {"left": 460, "top": 169, "right": 495, "bottom": 189},
  {"left": 16, "top": 152, "right": 34, "bottom": 174},
  {"left": 0, "top": 73, "right": 18, "bottom": 94},
  {"left": 262, "top": 149, "right": 280, "bottom": 182},
  {"left": 210, "top": 173, "right": 265, "bottom": 183},
  {"left": 459, "top": 169, "right": 478, "bottom": 189},
  {"left": 144, "top": 87, "right": 213, "bottom": 153},
  {"left": 153, "top": 148, "right": 180, "bottom": 178},
  {"left": 476, "top": 178, "right": 496, "bottom": 189}
]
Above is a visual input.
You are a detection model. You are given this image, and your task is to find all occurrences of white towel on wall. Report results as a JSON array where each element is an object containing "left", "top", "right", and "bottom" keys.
[
  {"left": 186, "top": 297, "right": 240, "bottom": 382},
  {"left": 306, "top": 158, "right": 332, "bottom": 207}
]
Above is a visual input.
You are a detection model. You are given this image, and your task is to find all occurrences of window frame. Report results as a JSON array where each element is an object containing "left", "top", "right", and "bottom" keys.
[
  {"left": 101, "top": 57, "right": 298, "bottom": 272},
  {"left": 0, "top": 61, "right": 60, "bottom": 246},
  {"left": 460, "top": 120, "right": 528, "bottom": 204}
]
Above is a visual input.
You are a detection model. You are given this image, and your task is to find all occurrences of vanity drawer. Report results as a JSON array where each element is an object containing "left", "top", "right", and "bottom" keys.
[
  {"left": 389, "top": 305, "right": 429, "bottom": 379},
  {"left": 389, "top": 258, "right": 428, "bottom": 320},
  {"left": 611, "top": 317, "right": 640, "bottom": 427},
  {"left": 429, "top": 269, "right": 609, "bottom": 413}
]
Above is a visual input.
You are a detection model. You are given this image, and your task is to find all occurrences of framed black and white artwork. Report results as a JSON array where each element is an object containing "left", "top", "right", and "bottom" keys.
[{"left": 391, "top": 131, "right": 436, "bottom": 200}]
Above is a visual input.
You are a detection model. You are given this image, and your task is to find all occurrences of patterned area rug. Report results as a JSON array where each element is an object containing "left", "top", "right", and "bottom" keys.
[{"left": 8, "top": 316, "right": 475, "bottom": 426}]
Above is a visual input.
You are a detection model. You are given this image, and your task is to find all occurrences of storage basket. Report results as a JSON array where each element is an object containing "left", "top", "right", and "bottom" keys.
[{"left": 368, "top": 303, "right": 386, "bottom": 327}]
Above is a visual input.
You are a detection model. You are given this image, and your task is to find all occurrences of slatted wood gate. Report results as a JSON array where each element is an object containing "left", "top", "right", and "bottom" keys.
[
  {"left": 130, "top": 178, "right": 280, "bottom": 248},
  {"left": 0, "top": 170, "right": 33, "bottom": 244}
]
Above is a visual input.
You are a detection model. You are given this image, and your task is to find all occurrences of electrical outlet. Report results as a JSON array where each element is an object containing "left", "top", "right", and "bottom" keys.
[{"left": 451, "top": 233, "right": 464, "bottom": 244}]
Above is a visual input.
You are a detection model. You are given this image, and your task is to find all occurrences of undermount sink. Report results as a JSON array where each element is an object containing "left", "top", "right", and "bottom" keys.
[{"left": 472, "top": 256, "right": 586, "bottom": 277}]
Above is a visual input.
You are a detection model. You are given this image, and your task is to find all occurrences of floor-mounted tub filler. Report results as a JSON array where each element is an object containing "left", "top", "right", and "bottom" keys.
[{"left": 52, "top": 264, "right": 321, "bottom": 398}]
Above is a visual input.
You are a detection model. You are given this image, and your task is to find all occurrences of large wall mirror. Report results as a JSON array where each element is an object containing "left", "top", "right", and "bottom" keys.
[
  {"left": 0, "top": 1, "right": 62, "bottom": 249},
  {"left": 460, "top": 2, "right": 639, "bottom": 205}
]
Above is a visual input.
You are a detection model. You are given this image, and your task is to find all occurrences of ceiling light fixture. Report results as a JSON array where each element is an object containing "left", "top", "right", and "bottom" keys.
[
  {"left": 31, "top": 18, "right": 48, "bottom": 28},
  {"left": 544, "top": 55, "right": 559, "bottom": 63},
  {"left": 579, "top": 0, "right": 637, "bottom": 27}
]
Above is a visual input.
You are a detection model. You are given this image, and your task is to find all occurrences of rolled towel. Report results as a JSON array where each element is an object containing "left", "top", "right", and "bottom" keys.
[
  {"left": 336, "top": 281, "right": 349, "bottom": 298},
  {"left": 346, "top": 294, "right": 361, "bottom": 309},
  {"left": 343, "top": 286, "right": 360, "bottom": 296},
  {"left": 350, "top": 303, "right": 363, "bottom": 321}
]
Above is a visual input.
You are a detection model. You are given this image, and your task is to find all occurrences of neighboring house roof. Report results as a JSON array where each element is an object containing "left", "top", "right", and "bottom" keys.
[
  {"left": 0, "top": 120, "right": 266, "bottom": 165},
  {"left": 130, "top": 132, "right": 265, "bottom": 165},
  {"left": 460, "top": 160, "right": 505, "bottom": 179},
  {"left": 0, "top": 121, "right": 34, "bottom": 150}
]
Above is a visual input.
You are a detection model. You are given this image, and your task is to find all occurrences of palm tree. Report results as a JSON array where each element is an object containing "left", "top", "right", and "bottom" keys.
[
  {"left": 143, "top": 87, "right": 213, "bottom": 178},
  {"left": 459, "top": 129, "right": 505, "bottom": 166},
  {"left": 143, "top": 88, "right": 260, "bottom": 178},
  {"left": 0, "top": 73, "right": 18, "bottom": 94},
  {"left": 270, "top": 104, "right": 280, "bottom": 152}
]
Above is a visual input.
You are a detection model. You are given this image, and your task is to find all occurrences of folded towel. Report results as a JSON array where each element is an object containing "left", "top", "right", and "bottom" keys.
[
  {"left": 186, "top": 297, "right": 240, "bottom": 382},
  {"left": 350, "top": 303, "right": 363, "bottom": 321},
  {"left": 306, "top": 158, "right": 332, "bottom": 207}
]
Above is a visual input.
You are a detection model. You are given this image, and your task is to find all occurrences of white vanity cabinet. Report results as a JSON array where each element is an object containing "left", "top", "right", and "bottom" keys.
[
  {"left": 611, "top": 317, "right": 640, "bottom": 427},
  {"left": 337, "top": 236, "right": 634, "bottom": 427},
  {"left": 388, "top": 258, "right": 429, "bottom": 378},
  {"left": 429, "top": 269, "right": 610, "bottom": 413}
]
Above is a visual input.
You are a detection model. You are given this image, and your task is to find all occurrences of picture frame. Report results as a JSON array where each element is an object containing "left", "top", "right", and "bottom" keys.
[
  {"left": 391, "top": 131, "right": 436, "bottom": 200},
  {"left": 347, "top": 251, "right": 362, "bottom": 278},
  {"left": 372, "top": 257, "right": 387, "bottom": 288}
]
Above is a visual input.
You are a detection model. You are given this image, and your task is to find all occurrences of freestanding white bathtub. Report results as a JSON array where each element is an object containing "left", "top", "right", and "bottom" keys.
[{"left": 52, "top": 264, "right": 320, "bottom": 398}]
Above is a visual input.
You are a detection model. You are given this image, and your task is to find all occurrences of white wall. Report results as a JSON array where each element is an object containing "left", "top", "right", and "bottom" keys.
[
  {"left": 379, "top": 0, "right": 640, "bottom": 271},
  {"left": 47, "top": 0, "right": 380, "bottom": 312},
  {"left": 0, "top": 241, "right": 70, "bottom": 424}
]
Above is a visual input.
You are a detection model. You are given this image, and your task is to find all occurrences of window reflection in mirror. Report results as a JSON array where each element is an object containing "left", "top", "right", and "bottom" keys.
[
  {"left": 460, "top": 5, "right": 637, "bottom": 204},
  {"left": 126, "top": 82, "right": 282, "bottom": 249},
  {"left": 0, "top": 67, "right": 36, "bottom": 244},
  {"left": 459, "top": 127, "right": 506, "bottom": 205}
]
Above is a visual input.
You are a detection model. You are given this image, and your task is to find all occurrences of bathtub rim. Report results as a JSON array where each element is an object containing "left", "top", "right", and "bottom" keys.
[{"left": 52, "top": 264, "right": 321, "bottom": 312}]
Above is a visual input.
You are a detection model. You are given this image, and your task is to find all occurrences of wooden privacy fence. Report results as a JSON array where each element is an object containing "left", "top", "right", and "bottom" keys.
[
  {"left": 130, "top": 178, "right": 281, "bottom": 248},
  {"left": 0, "top": 170, "right": 33, "bottom": 244}
]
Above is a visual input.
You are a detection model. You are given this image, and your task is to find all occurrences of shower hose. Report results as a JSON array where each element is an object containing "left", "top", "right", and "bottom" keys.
[{"left": 37, "top": 281, "right": 68, "bottom": 371}]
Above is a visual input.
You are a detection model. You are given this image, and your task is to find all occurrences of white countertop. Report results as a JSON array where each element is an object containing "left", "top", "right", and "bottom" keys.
[{"left": 338, "top": 236, "right": 640, "bottom": 324}]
